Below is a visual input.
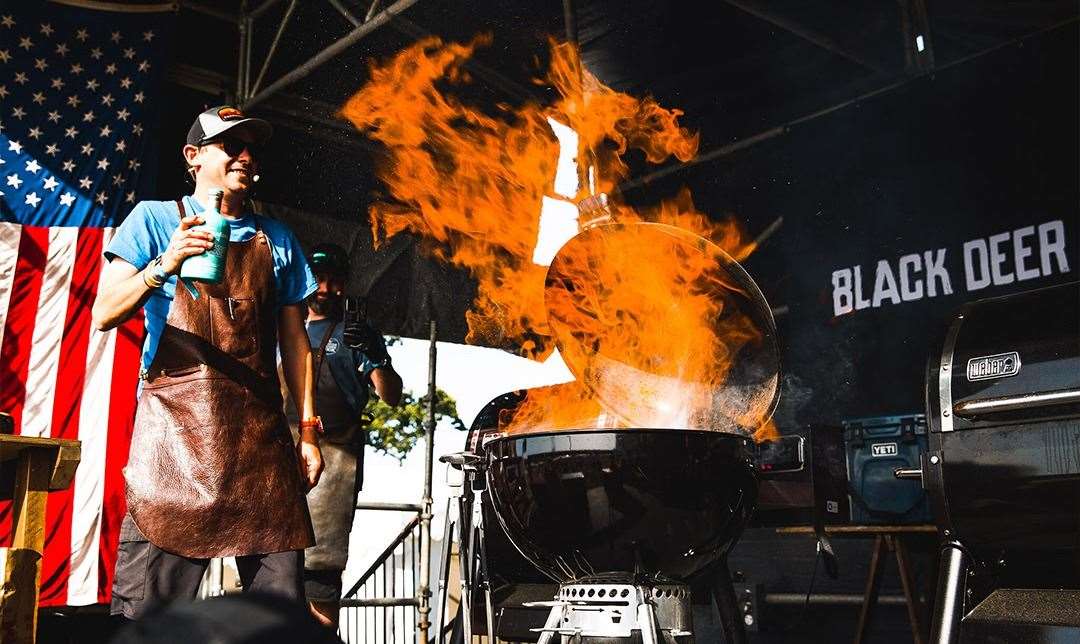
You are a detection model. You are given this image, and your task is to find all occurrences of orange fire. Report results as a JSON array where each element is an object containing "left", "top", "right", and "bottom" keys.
[{"left": 340, "top": 37, "right": 778, "bottom": 440}]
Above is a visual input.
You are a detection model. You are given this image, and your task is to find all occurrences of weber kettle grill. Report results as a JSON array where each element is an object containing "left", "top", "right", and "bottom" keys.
[{"left": 471, "top": 223, "right": 781, "bottom": 643}]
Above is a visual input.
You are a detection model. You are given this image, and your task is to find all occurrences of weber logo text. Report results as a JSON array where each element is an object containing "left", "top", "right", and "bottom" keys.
[
  {"left": 967, "top": 352, "right": 1021, "bottom": 381},
  {"left": 871, "top": 443, "right": 898, "bottom": 457}
]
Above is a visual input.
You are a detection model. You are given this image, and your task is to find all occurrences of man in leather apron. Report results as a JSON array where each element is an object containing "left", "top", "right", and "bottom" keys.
[
  {"left": 92, "top": 106, "right": 324, "bottom": 620},
  {"left": 288, "top": 243, "right": 402, "bottom": 627}
]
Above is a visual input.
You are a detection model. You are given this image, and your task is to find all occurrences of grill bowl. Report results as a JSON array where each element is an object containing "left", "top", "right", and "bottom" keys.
[{"left": 485, "top": 428, "right": 757, "bottom": 582}]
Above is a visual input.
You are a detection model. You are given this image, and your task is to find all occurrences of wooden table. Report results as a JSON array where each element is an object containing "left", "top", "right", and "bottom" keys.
[
  {"left": 776, "top": 525, "right": 937, "bottom": 644},
  {"left": 0, "top": 435, "right": 81, "bottom": 644}
]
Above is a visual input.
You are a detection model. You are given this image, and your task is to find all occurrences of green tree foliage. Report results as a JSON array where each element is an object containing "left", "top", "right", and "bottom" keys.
[{"left": 366, "top": 388, "right": 466, "bottom": 460}]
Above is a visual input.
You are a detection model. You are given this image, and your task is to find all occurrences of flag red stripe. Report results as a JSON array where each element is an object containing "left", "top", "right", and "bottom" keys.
[
  {"left": 39, "top": 228, "right": 104, "bottom": 605},
  {"left": 0, "top": 225, "right": 48, "bottom": 432},
  {"left": 0, "top": 225, "right": 49, "bottom": 546},
  {"left": 98, "top": 310, "right": 143, "bottom": 603}
]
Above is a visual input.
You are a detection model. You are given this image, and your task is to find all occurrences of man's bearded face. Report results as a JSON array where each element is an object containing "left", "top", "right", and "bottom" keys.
[{"left": 309, "top": 271, "right": 345, "bottom": 316}]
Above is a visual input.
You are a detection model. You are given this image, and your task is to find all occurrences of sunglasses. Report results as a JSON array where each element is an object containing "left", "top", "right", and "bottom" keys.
[{"left": 202, "top": 136, "right": 262, "bottom": 159}]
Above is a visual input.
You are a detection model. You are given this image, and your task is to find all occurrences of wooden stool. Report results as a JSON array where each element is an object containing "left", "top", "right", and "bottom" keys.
[
  {"left": 776, "top": 524, "right": 937, "bottom": 644},
  {"left": 0, "top": 435, "right": 81, "bottom": 644}
]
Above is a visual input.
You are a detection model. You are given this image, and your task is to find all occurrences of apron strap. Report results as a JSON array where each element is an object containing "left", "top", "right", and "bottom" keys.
[{"left": 312, "top": 321, "right": 338, "bottom": 395}]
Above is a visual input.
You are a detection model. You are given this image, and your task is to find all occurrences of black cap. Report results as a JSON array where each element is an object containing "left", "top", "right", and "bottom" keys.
[
  {"left": 186, "top": 105, "right": 273, "bottom": 146},
  {"left": 308, "top": 243, "right": 349, "bottom": 276}
]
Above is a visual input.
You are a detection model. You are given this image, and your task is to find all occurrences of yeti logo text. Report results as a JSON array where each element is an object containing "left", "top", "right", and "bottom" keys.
[
  {"left": 871, "top": 443, "right": 898, "bottom": 457},
  {"left": 967, "top": 352, "right": 1021, "bottom": 381}
]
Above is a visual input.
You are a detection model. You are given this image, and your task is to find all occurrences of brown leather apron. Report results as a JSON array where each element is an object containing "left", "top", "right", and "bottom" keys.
[{"left": 124, "top": 200, "right": 314, "bottom": 558}]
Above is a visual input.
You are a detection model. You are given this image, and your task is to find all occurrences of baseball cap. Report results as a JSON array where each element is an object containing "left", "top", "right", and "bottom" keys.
[
  {"left": 308, "top": 243, "right": 349, "bottom": 275},
  {"left": 186, "top": 105, "right": 273, "bottom": 146}
]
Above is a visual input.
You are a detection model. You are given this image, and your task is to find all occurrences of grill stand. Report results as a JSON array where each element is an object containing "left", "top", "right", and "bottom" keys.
[
  {"left": 528, "top": 580, "right": 694, "bottom": 643},
  {"left": 433, "top": 452, "right": 496, "bottom": 644},
  {"left": 710, "top": 558, "right": 748, "bottom": 644}
]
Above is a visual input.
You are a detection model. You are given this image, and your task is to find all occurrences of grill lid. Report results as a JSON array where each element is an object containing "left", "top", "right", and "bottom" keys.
[{"left": 544, "top": 222, "right": 780, "bottom": 433}]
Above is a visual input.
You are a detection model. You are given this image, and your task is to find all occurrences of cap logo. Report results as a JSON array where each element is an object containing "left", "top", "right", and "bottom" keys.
[{"left": 217, "top": 107, "right": 245, "bottom": 121}]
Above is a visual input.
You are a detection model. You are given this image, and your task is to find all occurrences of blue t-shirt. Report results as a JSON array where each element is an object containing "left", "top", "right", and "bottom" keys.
[{"left": 105, "top": 195, "right": 317, "bottom": 373}]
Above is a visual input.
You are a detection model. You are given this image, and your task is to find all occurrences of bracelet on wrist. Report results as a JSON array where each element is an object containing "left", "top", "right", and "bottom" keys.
[
  {"left": 299, "top": 416, "right": 324, "bottom": 435},
  {"left": 142, "top": 256, "right": 168, "bottom": 289},
  {"left": 143, "top": 267, "right": 165, "bottom": 289}
]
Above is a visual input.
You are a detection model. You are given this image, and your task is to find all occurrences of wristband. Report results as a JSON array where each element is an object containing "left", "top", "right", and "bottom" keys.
[
  {"left": 143, "top": 268, "right": 164, "bottom": 289},
  {"left": 299, "top": 416, "right": 324, "bottom": 434},
  {"left": 143, "top": 256, "right": 168, "bottom": 289}
]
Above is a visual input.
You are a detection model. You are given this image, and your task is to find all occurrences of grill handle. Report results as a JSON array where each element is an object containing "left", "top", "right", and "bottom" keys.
[
  {"left": 953, "top": 387, "right": 1080, "bottom": 419},
  {"left": 894, "top": 467, "right": 923, "bottom": 481}
]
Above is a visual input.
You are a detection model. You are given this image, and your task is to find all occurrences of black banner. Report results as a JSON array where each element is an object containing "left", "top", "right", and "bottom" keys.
[{"left": 664, "top": 25, "right": 1078, "bottom": 427}]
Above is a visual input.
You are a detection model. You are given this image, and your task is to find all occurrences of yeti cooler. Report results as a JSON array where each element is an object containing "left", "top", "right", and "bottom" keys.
[{"left": 844, "top": 415, "right": 931, "bottom": 524}]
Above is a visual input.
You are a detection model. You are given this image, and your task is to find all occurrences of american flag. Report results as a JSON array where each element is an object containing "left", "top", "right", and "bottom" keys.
[{"left": 0, "top": 3, "right": 171, "bottom": 606}]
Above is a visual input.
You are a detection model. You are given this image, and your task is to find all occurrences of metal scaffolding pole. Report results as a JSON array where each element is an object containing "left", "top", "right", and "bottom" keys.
[
  {"left": 243, "top": 14, "right": 254, "bottom": 102},
  {"left": 326, "top": 0, "right": 362, "bottom": 26},
  {"left": 418, "top": 319, "right": 438, "bottom": 642},
  {"left": 249, "top": 0, "right": 299, "bottom": 97},
  {"left": 242, "top": 0, "right": 422, "bottom": 109},
  {"left": 722, "top": 0, "right": 887, "bottom": 74},
  {"left": 235, "top": 1, "right": 249, "bottom": 104}
]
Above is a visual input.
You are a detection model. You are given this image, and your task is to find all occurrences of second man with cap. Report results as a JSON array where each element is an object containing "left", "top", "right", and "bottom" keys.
[{"left": 290, "top": 242, "right": 403, "bottom": 627}]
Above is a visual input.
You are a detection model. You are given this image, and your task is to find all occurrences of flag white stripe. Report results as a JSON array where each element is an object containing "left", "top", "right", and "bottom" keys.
[
  {"left": 67, "top": 228, "right": 117, "bottom": 605},
  {"left": 0, "top": 222, "right": 23, "bottom": 351},
  {"left": 22, "top": 227, "right": 79, "bottom": 438}
]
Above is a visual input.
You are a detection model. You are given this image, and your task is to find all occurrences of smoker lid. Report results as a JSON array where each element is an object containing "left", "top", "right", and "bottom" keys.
[
  {"left": 934, "top": 281, "right": 1080, "bottom": 429},
  {"left": 544, "top": 222, "right": 780, "bottom": 433}
]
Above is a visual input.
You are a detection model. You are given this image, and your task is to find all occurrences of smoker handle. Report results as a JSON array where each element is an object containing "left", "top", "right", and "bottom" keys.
[
  {"left": 952, "top": 387, "right": 1080, "bottom": 418},
  {"left": 894, "top": 468, "right": 923, "bottom": 481}
]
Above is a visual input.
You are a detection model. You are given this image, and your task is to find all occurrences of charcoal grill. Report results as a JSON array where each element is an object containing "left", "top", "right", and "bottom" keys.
[{"left": 465, "top": 222, "right": 780, "bottom": 643}]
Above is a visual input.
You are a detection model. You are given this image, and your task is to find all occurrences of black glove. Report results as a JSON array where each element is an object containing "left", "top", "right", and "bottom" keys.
[{"left": 343, "top": 320, "right": 390, "bottom": 365}]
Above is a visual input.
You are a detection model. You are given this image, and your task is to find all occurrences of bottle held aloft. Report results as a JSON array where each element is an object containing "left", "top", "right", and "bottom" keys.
[{"left": 179, "top": 188, "right": 229, "bottom": 284}]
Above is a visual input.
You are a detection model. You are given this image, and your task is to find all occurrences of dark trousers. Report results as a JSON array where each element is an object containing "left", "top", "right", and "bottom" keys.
[{"left": 111, "top": 514, "right": 304, "bottom": 620}]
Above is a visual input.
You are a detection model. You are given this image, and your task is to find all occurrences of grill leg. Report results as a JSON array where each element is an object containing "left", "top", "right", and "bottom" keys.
[
  {"left": 535, "top": 604, "right": 564, "bottom": 644},
  {"left": 711, "top": 558, "right": 747, "bottom": 644},
  {"left": 637, "top": 600, "right": 660, "bottom": 644},
  {"left": 930, "top": 543, "right": 968, "bottom": 644}
]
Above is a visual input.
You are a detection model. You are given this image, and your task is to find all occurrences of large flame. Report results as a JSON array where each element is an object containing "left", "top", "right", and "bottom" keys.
[{"left": 341, "top": 37, "right": 778, "bottom": 440}]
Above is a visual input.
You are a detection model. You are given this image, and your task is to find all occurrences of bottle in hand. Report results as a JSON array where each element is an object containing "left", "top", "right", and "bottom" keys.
[{"left": 179, "top": 187, "right": 229, "bottom": 284}]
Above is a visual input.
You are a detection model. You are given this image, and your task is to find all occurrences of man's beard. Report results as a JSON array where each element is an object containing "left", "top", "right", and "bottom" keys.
[{"left": 308, "top": 294, "right": 341, "bottom": 318}]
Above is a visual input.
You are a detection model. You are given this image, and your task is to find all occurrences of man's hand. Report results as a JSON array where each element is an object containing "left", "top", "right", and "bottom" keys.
[
  {"left": 297, "top": 428, "right": 323, "bottom": 490},
  {"left": 343, "top": 320, "right": 390, "bottom": 363},
  {"left": 160, "top": 214, "right": 215, "bottom": 275}
]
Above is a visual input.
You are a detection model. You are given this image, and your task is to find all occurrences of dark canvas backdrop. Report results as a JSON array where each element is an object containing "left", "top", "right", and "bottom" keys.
[{"left": 636, "top": 24, "right": 1078, "bottom": 428}]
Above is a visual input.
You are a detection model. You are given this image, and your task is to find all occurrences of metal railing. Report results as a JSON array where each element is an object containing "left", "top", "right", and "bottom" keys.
[
  {"left": 338, "top": 507, "right": 425, "bottom": 643},
  {"left": 339, "top": 320, "right": 441, "bottom": 643}
]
